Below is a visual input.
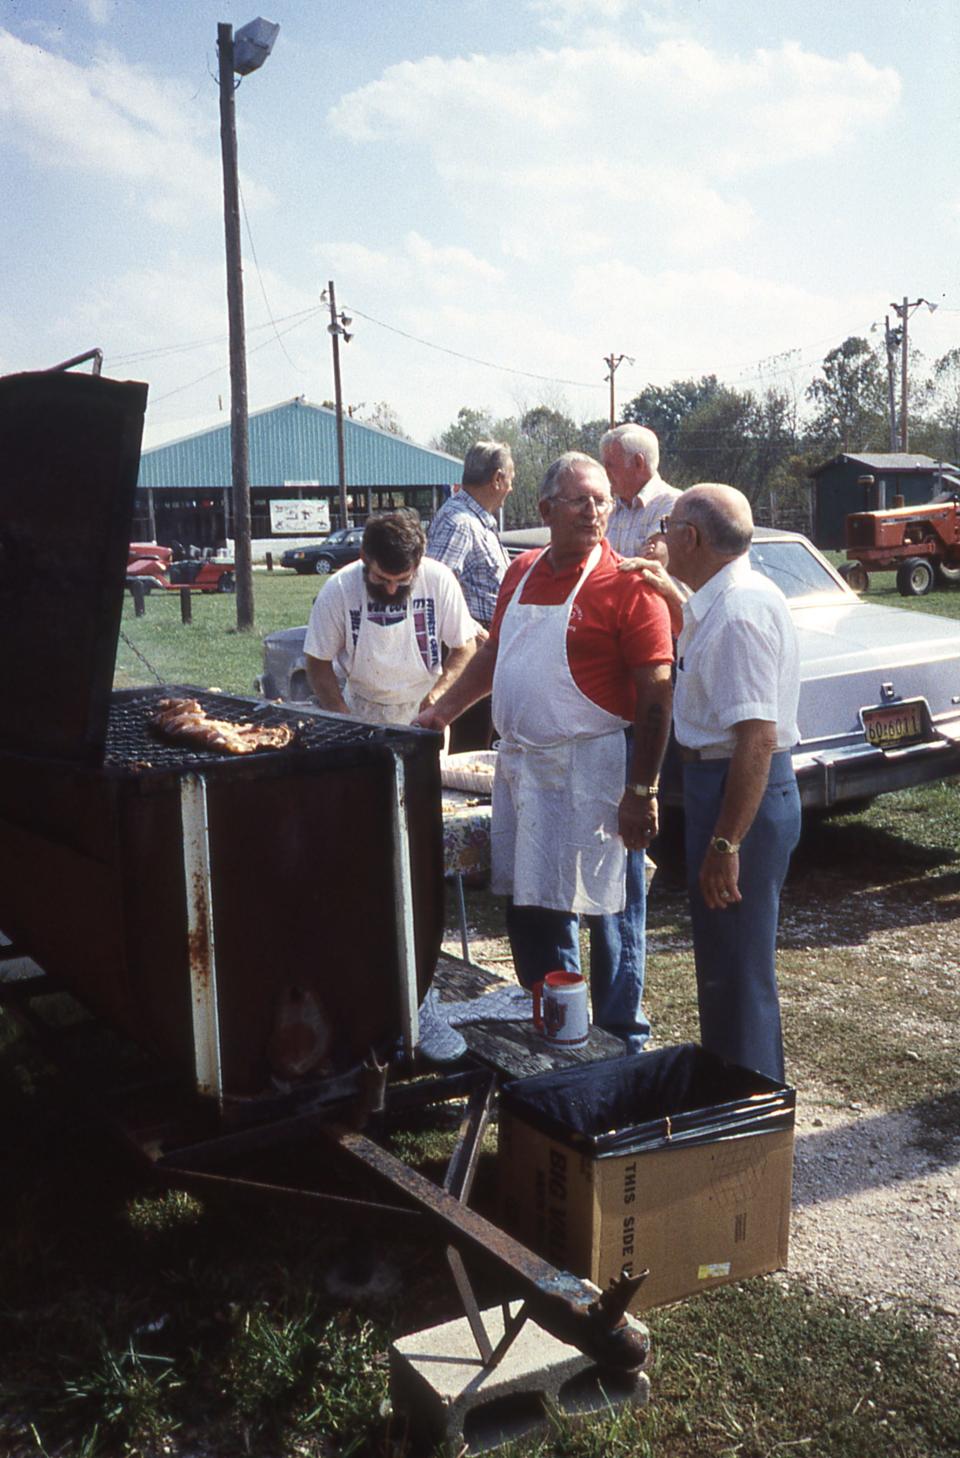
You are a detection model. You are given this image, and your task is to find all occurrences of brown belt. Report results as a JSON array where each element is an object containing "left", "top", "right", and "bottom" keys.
[{"left": 677, "top": 745, "right": 727, "bottom": 763}]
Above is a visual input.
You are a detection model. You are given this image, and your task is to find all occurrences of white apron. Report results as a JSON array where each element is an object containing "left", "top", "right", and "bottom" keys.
[
  {"left": 490, "top": 545, "right": 629, "bottom": 915},
  {"left": 345, "top": 589, "right": 437, "bottom": 726}
]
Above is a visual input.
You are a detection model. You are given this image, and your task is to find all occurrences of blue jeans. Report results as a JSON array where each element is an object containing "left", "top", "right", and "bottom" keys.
[{"left": 505, "top": 846, "right": 649, "bottom": 1053}]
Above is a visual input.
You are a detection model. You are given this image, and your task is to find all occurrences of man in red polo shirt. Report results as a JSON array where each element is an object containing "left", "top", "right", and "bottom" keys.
[{"left": 418, "top": 452, "right": 673, "bottom": 1049}]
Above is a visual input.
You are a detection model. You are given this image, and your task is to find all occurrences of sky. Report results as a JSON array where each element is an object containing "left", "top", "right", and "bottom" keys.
[{"left": 2, "top": 0, "right": 958, "bottom": 453}]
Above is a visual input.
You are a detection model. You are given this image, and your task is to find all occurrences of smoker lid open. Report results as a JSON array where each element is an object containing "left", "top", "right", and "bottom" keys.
[{"left": 0, "top": 370, "right": 148, "bottom": 765}]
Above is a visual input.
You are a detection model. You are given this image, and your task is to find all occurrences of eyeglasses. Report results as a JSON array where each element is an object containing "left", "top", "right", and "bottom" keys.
[
  {"left": 659, "top": 515, "right": 698, "bottom": 537},
  {"left": 552, "top": 494, "right": 614, "bottom": 514}
]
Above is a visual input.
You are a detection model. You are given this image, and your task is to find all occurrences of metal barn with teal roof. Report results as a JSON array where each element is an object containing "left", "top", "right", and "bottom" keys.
[{"left": 134, "top": 397, "right": 462, "bottom": 552}]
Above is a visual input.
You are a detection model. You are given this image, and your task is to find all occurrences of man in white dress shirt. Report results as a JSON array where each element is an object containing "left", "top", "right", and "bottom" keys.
[{"left": 646, "top": 484, "right": 802, "bottom": 1081}]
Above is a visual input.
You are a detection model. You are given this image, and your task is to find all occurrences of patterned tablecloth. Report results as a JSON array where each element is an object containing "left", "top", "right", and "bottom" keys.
[{"left": 441, "top": 790, "right": 492, "bottom": 877}]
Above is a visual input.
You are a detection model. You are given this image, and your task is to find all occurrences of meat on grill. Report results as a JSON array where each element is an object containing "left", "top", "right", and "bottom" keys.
[{"left": 151, "top": 697, "right": 295, "bottom": 755}]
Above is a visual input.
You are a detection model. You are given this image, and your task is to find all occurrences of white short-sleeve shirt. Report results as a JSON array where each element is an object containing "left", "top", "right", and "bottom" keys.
[
  {"left": 674, "top": 554, "right": 800, "bottom": 756},
  {"left": 304, "top": 556, "right": 477, "bottom": 690}
]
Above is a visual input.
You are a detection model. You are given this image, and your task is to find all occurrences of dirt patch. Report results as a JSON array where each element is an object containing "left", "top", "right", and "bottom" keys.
[{"left": 788, "top": 1084, "right": 960, "bottom": 1353}]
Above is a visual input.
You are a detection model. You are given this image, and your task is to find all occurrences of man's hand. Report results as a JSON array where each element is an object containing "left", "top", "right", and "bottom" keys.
[
  {"left": 416, "top": 705, "right": 449, "bottom": 731},
  {"left": 618, "top": 789, "right": 658, "bottom": 851},
  {"left": 699, "top": 846, "right": 742, "bottom": 910}
]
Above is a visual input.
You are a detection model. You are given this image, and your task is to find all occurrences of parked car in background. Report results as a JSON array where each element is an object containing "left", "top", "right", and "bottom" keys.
[
  {"left": 499, "top": 524, "right": 960, "bottom": 812},
  {"left": 280, "top": 527, "right": 365, "bottom": 575}
]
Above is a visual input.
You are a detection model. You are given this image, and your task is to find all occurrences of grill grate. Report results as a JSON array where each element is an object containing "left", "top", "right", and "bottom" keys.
[{"left": 104, "top": 689, "right": 386, "bottom": 769}]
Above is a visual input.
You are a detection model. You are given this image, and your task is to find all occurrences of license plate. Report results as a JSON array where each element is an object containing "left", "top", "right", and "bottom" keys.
[{"left": 860, "top": 697, "right": 935, "bottom": 750}]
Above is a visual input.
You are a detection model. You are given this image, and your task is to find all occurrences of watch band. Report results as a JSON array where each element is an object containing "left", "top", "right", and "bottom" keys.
[
  {"left": 710, "top": 835, "right": 741, "bottom": 855},
  {"left": 626, "top": 781, "right": 659, "bottom": 797}
]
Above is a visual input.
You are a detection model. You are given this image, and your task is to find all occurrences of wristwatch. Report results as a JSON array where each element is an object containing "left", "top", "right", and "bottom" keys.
[
  {"left": 626, "top": 781, "right": 659, "bottom": 798},
  {"left": 710, "top": 835, "right": 741, "bottom": 855}
]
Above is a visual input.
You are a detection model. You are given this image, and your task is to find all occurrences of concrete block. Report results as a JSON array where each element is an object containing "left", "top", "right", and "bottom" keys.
[{"left": 390, "top": 1302, "right": 650, "bottom": 1454}]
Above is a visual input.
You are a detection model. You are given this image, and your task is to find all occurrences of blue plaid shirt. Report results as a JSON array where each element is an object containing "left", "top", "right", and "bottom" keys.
[{"left": 426, "top": 490, "right": 508, "bottom": 627}]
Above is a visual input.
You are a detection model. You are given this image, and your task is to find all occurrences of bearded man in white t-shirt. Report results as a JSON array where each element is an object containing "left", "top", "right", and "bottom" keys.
[{"left": 304, "top": 510, "right": 478, "bottom": 726}]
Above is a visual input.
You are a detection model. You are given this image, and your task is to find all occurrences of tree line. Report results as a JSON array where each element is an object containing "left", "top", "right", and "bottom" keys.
[{"left": 425, "top": 337, "right": 960, "bottom": 529}]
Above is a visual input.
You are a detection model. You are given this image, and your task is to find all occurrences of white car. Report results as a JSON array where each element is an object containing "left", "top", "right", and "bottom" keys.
[{"left": 259, "top": 526, "right": 960, "bottom": 811}]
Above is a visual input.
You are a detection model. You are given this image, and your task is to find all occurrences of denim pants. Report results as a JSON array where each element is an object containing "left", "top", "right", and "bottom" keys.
[
  {"left": 683, "top": 751, "right": 801, "bottom": 1082},
  {"left": 505, "top": 845, "right": 649, "bottom": 1053}
]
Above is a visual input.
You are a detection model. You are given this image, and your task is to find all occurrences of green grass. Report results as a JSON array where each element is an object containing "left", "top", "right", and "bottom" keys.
[
  {"left": 113, "top": 568, "right": 321, "bottom": 693},
  {"left": 824, "top": 549, "right": 960, "bottom": 620}
]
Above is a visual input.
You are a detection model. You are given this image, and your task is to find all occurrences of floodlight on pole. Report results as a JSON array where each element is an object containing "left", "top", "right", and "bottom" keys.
[{"left": 217, "top": 17, "right": 279, "bottom": 632}]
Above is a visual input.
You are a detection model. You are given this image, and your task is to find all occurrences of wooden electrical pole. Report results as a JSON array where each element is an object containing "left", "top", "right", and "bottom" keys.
[
  {"left": 217, "top": 22, "right": 254, "bottom": 630},
  {"left": 326, "top": 280, "right": 349, "bottom": 529},
  {"left": 603, "top": 352, "right": 633, "bottom": 426},
  {"left": 899, "top": 295, "right": 910, "bottom": 453},
  {"left": 889, "top": 295, "right": 938, "bottom": 454},
  {"left": 884, "top": 315, "right": 899, "bottom": 452}
]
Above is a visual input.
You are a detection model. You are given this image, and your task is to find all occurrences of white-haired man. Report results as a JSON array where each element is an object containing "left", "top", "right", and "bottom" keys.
[{"left": 600, "top": 423, "right": 680, "bottom": 558}]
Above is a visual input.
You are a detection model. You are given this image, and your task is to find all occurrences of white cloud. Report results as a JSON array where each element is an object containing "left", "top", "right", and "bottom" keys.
[
  {"left": 320, "top": 231, "right": 504, "bottom": 301},
  {"left": 328, "top": 37, "right": 898, "bottom": 268},
  {"left": 0, "top": 29, "right": 270, "bottom": 225},
  {"left": 81, "top": 0, "right": 113, "bottom": 26},
  {"left": 529, "top": 0, "right": 634, "bottom": 33}
]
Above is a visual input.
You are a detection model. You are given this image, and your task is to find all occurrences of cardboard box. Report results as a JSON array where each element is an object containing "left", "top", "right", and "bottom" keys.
[{"left": 498, "top": 1044, "right": 795, "bottom": 1312}]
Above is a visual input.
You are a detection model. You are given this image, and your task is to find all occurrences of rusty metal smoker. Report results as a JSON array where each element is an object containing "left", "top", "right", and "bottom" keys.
[{"left": 0, "top": 367, "right": 650, "bottom": 1376}]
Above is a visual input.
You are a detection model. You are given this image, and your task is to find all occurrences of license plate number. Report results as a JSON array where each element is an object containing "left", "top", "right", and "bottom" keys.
[{"left": 860, "top": 698, "right": 934, "bottom": 750}]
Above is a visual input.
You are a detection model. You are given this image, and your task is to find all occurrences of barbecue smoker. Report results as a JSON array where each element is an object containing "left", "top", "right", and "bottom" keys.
[
  {"left": 0, "top": 369, "right": 649, "bottom": 1382},
  {"left": 0, "top": 369, "right": 443, "bottom": 1099}
]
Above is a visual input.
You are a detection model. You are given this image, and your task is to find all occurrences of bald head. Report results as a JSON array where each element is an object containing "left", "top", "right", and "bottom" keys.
[{"left": 679, "top": 484, "right": 753, "bottom": 558}]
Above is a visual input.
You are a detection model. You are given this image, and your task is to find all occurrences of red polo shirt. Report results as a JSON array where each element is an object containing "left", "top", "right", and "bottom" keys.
[{"left": 489, "top": 538, "right": 673, "bottom": 720}]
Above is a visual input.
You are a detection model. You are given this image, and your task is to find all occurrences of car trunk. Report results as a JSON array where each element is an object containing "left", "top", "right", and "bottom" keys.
[{"left": 793, "top": 601, "right": 960, "bottom": 748}]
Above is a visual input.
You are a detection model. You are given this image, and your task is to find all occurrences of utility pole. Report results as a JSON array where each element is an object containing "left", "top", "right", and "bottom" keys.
[
  {"left": 884, "top": 315, "right": 899, "bottom": 452},
  {"left": 603, "top": 352, "right": 634, "bottom": 427},
  {"left": 889, "top": 295, "right": 938, "bottom": 453},
  {"left": 900, "top": 295, "right": 910, "bottom": 453},
  {"left": 324, "top": 280, "right": 353, "bottom": 528},
  {"left": 217, "top": 22, "right": 254, "bottom": 630}
]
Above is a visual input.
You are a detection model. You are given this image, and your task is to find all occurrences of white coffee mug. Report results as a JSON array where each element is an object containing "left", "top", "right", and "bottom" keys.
[{"left": 533, "top": 970, "right": 590, "bottom": 1048}]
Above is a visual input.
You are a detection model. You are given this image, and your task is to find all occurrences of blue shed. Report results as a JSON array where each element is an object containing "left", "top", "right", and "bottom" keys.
[
  {"left": 134, "top": 397, "right": 462, "bottom": 551},
  {"left": 809, "top": 452, "right": 960, "bottom": 549}
]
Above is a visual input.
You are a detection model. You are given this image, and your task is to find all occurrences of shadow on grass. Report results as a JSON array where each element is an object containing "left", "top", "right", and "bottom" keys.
[{"left": 792, "top": 815, "right": 960, "bottom": 885}]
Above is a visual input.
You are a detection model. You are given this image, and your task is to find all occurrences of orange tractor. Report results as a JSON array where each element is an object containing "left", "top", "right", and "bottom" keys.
[{"left": 841, "top": 496, "right": 960, "bottom": 596}]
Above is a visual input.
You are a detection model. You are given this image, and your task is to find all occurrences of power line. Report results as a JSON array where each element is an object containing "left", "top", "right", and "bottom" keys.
[
  {"left": 147, "top": 308, "right": 323, "bottom": 403},
  {"left": 240, "top": 182, "right": 307, "bottom": 374},
  {"left": 340, "top": 302, "right": 606, "bottom": 391},
  {"left": 107, "top": 306, "right": 323, "bottom": 367}
]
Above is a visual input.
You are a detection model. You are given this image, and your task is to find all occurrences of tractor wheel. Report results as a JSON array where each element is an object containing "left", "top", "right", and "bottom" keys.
[
  {"left": 896, "top": 557, "right": 935, "bottom": 597},
  {"left": 935, "top": 558, "right": 960, "bottom": 586},
  {"left": 839, "top": 561, "right": 869, "bottom": 592},
  {"left": 217, "top": 571, "right": 236, "bottom": 593}
]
